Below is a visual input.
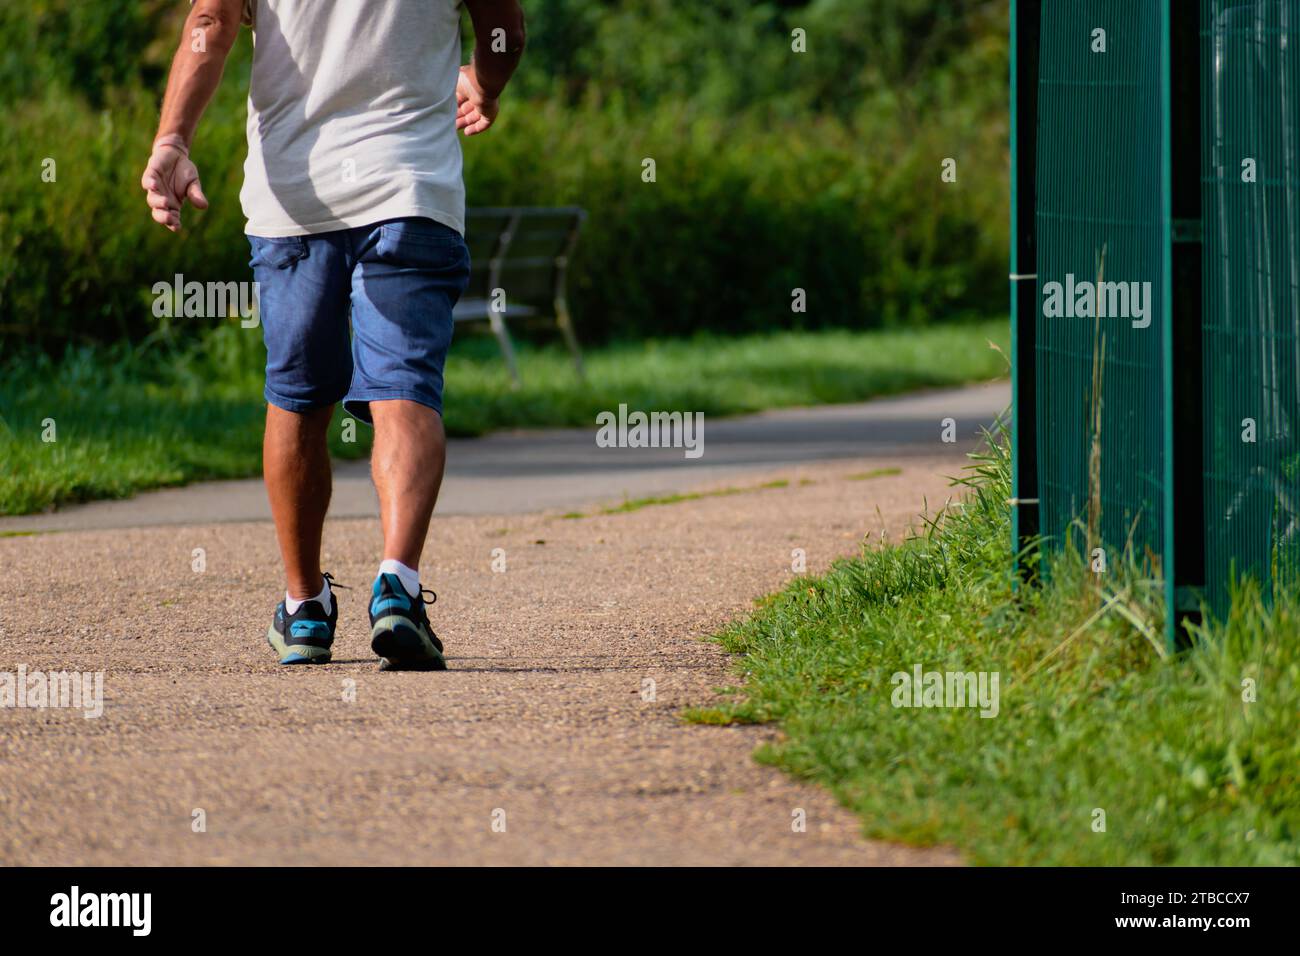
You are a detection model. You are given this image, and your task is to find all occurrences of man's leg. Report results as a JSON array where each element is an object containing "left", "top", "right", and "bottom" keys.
[
  {"left": 249, "top": 230, "right": 353, "bottom": 664},
  {"left": 365, "top": 400, "right": 448, "bottom": 669},
  {"left": 370, "top": 399, "right": 446, "bottom": 570},
  {"left": 348, "top": 217, "right": 468, "bottom": 670},
  {"left": 264, "top": 403, "right": 335, "bottom": 599}
]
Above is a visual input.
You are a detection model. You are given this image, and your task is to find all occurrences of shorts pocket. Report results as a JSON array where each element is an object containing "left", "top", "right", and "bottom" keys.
[
  {"left": 248, "top": 235, "right": 309, "bottom": 269},
  {"left": 379, "top": 218, "right": 463, "bottom": 247},
  {"left": 376, "top": 219, "right": 468, "bottom": 270}
]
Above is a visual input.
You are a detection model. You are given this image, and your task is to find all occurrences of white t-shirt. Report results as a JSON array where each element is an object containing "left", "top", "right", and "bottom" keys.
[{"left": 235, "top": 0, "right": 466, "bottom": 237}]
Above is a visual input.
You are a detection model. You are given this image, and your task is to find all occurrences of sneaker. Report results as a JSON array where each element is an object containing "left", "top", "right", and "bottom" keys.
[
  {"left": 369, "top": 572, "right": 445, "bottom": 671},
  {"left": 266, "top": 573, "right": 343, "bottom": 665}
]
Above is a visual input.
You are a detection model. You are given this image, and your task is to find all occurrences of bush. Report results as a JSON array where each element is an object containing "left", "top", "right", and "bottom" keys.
[
  {"left": 0, "top": 0, "right": 175, "bottom": 107},
  {"left": 0, "top": 0, "right": 1009, "bottom": 349}
]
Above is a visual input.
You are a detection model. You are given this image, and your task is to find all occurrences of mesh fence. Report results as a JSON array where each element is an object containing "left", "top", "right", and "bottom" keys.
[
  {"left": 1202, "top": 0, "right": 1300, "bottom": 611},
  {"left": 1020, "top": 0, "right": 1300, "bottom": 623},
  {"left": 1033, "top": 1, "right": 1169, "bottom": 570}
]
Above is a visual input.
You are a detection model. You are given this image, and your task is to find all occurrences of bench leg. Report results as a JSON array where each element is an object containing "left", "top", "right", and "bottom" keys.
[
  {"left": 555, "top": 297, "right": 585, "bottom": 379},
  {"left": 488, "top": 311, "right": 522, "bottom": 386}
]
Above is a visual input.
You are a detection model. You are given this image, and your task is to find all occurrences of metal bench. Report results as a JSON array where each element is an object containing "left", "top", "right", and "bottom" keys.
[{"left": 453, "top": 206, "right": 587, "bottom": 384}]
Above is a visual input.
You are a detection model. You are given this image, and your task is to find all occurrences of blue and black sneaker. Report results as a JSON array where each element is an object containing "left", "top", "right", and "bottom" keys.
[
  {"left": 369, "top": 573, "right": 445, "bottom": 671},
  {"left": 266, "top": 573, "right": 345, "bottom": 665}
]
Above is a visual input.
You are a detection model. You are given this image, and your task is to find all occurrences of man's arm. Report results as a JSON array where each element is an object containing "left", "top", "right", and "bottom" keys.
[
  {"left": 141, "top": 0, "right": 244, "bottom": 232},
  {"left": 457, "top": 0, "right": 526, "bottom": 137}
]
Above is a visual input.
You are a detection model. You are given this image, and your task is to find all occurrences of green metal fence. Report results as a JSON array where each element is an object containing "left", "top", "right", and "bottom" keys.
[
  {"left": 1202, "top": 0, "right": 1300, "bottom": 611},
  {"left": 1010, "top": 0, "right": 1300, "bottom": 643}
]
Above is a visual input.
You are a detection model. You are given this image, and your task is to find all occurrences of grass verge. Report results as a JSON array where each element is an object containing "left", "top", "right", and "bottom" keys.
[
  {"left": 563, "top": 478, "right": 798, "bottom": 519},
  {"left": 688, "top": 436, "right": 1299, "bottom": 865},
  {"left": 0, "top": 318, "right": 1006, "bottom": 515}
]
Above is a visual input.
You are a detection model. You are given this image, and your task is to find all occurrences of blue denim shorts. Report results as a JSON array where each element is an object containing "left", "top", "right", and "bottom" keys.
[{"left": 248, "top": 217, "right": 470, "bottom": 424}]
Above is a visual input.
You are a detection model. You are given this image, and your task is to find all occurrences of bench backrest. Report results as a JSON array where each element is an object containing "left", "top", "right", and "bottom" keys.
[{"left": 463, "top": 206, "right": 586, "bottom": 306}]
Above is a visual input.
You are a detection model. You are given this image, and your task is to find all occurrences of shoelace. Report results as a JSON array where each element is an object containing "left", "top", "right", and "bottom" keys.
[
  {"left": 322, "top": 571, "right": 351, "bottom": 597},
  {"left": 369, "top": 574, "right": 434, "bottom": 609}
]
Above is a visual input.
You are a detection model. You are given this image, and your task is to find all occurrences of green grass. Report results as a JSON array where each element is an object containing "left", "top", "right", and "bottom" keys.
[
  {"left": 690, "top": 436, "right": 1300, "bottom": 865},
  {"left": 564, "top": 478, "right": 794, "bottom": 518},
  {"left": 846, "top": 467, "right": 903, "bottom": 481},
  {"left": 0, "top": 318, "right": 1007, "bottom": 515}
]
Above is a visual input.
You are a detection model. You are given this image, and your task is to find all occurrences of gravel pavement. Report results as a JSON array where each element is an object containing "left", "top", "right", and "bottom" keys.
[{"left": 0, "top": 390, "right": 1002, "bottom": 865}]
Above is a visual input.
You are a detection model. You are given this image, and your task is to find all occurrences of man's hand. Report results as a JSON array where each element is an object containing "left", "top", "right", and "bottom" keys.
[
  {"left": 459, "top": 0, "right": 525, "bottom": 137},
  {"left": 140, "top": 140, "right": 208, "bottom": 232},
  {"left": 456, "top": 64, "right": 500, "bottom": 136},
  {"left": 143, "top": 0, "right": 242, "bottom": 232}
]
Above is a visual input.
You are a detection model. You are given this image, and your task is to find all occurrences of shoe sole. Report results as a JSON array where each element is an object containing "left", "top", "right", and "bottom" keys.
[
  {"left": 266, "top": 625, "right": 332, "bottom": 665},
  {"left": 370, "top": 615, "right": 446, "bottom": 671}
]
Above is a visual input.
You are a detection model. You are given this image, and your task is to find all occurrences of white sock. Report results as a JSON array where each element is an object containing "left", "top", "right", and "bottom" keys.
[
  {"left": 378, "top": 558, "right": 421, "bottom": 598},
  {"left": 286, "top": 577, "right": 332, "bottom": 616}
]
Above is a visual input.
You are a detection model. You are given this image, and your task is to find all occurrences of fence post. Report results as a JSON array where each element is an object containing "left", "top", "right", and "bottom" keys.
[
  {"left": 1167, "top": 0, "right": 1206, "bottom": 649},
  {"left": 1010, "top": 0, "right": 1042, "bottom": 578}
]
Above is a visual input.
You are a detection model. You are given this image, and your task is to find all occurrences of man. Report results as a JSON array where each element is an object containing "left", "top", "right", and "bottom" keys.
[{"left": 141, "top": 0, "right": 525, "bottom": 669}]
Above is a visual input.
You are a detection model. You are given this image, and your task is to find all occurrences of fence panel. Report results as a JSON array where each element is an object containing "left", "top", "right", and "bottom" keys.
[
  {"left": 1202, "top": 0, "right": 1300, "bottom": 612},
  {"left": 1033, "top": 1, "right": 1169, "bottom": 569},
  {"left": 1014, "top": 1, "right": 1300, "bottom": 633}
]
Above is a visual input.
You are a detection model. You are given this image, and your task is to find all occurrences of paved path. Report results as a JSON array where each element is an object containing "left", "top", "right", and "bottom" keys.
[
  {"left": 0, "top": 381, "right": 1007, "bottom": 532},
  {"left": 0, "top": 383, "right": 1005, "bottom": 865}
]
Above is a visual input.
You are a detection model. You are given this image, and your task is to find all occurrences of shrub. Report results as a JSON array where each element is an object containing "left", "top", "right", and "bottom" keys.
[{"left": 0, "top": 0, "right": 1009, "bottom": 350}]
